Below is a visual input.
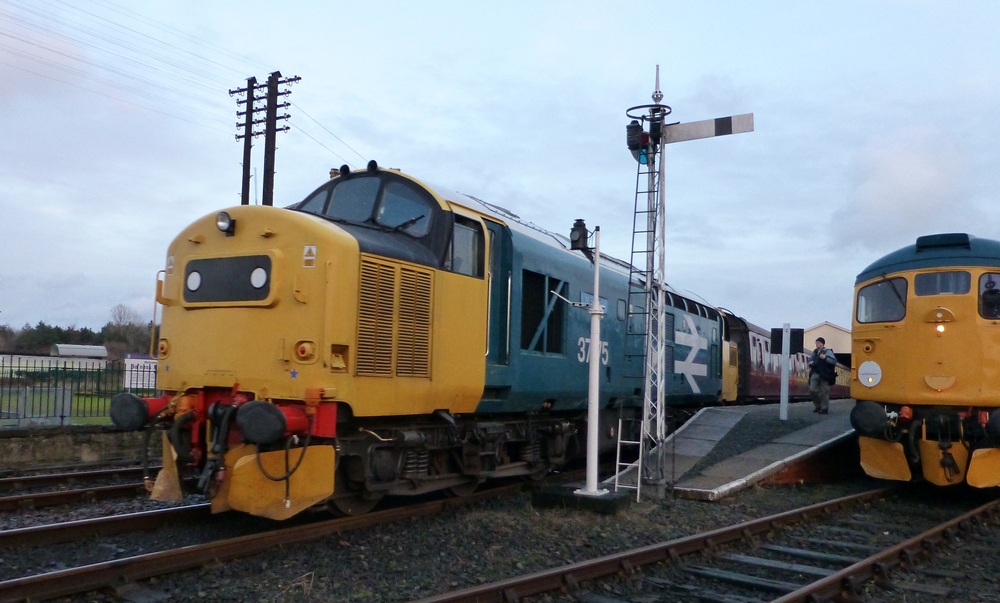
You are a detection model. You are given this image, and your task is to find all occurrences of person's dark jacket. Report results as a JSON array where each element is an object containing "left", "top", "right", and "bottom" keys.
[{"left": 809, "top": 348, "right": 837, "bottom": 385}]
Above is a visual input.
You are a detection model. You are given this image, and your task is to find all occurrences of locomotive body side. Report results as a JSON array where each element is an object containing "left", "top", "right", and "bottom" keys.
[
  {"left": 111, "top": 165, "right": 804, "bottom": 520},
  {"left": 464, "top": 195, "right": 724, "bottom": 411},
  {"left": 114, "top": 168, "right": 661, "bottom": 519},
  {"left": 850, "top": 233, "right": 1000, "bottom": 488}
]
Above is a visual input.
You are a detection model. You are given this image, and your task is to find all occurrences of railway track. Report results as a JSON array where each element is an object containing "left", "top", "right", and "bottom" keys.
[
  {"left": 414, "top": 487, "right": 1000, "bottom": 603},
  {"left": 0, "top": 504, "right": 210, "bottom": 548},
  {"left": 0, "top": 470, "right": 596, "bottom": 602},
  {"left": 0, "top": 467, "right": 157, "bottom": 495},
  {"left": 0, "top": 483, "right": 159, "bottom": 513}
]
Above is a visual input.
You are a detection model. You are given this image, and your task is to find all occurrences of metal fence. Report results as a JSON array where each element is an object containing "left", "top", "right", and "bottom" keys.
[{"left": 0, "top": 355, "right": 158, "bottom": 428}]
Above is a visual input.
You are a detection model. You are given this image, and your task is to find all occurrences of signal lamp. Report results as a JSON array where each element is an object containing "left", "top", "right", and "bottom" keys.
[
  {"left": 570, "top": 219, "right": 589, "bottom": 251},
  {"left": 157, "top": 338, "right": 170, "bottom": 357},
  {"left": 216, "top": 212, "right": 236, "bottom": 236},
  {"left": 626, "top": 120, "right": 650, "bottom": 164}
]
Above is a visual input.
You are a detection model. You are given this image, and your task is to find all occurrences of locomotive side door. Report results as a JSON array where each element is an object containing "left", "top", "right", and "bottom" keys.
[{"left": 485, "top": 219, "right": 512, "bottom": 384}]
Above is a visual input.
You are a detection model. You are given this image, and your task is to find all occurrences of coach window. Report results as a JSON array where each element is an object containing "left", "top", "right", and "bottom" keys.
[
  {"left": 857, "top": 278, "right": 907, "bottom": 323},
  {"left": 445, "top": 217, "right": 484, "bottom": 277},
  {"left": 914, "top": 271, "right": 971, "bottom": 296},
  {"left": 979, "top": 273, "right": 1000, "bottom": 319}
]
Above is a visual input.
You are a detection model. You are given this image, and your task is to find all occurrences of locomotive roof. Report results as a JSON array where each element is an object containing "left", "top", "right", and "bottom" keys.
[
  {"left": 855, "top": 233, "right": 1000, "bottom": 284},
  {"left": 427, "top": 183, "right": 705, "bottom": 302}
]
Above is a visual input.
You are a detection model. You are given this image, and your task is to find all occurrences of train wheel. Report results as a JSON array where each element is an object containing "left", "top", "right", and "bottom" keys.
[
  {"left": 328, "top": 492, "right": 383, "bottom": 516},
  {"left": 526, "top": 466, "right": 549, "bottom": 481},
  {"left": 445, "top": 480, "right": 479, "bottom": 497}
]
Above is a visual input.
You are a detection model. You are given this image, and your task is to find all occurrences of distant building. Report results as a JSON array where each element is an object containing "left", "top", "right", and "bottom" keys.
[
  {"left": 804, "top": 322, "right": 850, "bottom": 354},
  {"left": 50, "top": 344, "right": 109, "bottom": 359}
]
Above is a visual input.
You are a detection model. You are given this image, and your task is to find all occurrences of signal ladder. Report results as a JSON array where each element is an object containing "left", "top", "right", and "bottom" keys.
[{"left": 613, "top": 133, "right": 666, "bottom": 501}]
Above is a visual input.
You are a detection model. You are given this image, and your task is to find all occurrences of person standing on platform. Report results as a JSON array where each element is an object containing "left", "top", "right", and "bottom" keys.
[{"left": 808, "top": 337, "right": 837, "bottom": 414}]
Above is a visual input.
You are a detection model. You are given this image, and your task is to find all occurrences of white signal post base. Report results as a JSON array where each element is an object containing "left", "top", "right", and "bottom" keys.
[{"left": 575, "top": 227, "right": 609, "bottom": 498}]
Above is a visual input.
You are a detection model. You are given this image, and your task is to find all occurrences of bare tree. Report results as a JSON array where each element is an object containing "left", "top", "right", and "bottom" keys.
[{"left": 110, "top": 304, "right": 143, "bottom": 327}]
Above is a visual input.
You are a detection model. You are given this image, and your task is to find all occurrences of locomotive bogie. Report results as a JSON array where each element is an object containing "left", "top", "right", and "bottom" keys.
[{"left": 850, "top": 233, "right": 1000, "bottom": 488}]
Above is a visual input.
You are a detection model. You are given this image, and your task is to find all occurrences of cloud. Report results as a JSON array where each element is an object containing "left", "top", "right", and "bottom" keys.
[{"left": 832, "top": 127, "right": 977, "bottom": 252}]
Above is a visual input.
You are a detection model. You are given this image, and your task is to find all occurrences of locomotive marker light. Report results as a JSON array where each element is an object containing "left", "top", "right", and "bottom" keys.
[
  {"left": 858, "top": 361, "right": 882, "bottom": 387},
  {"left": 564, "top": 220, "right": 609, "bottom": 497}
]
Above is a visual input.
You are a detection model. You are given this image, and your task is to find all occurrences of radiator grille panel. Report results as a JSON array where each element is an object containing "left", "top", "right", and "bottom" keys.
[
  {"left": 397, "top": 267, "right": 432, "bottom": 376},
  {"left": 357, "top": 260, "right": 395, "bottom": 376},
  {"left": 356, "top": 258, "right": 433, "bottom": 378}
]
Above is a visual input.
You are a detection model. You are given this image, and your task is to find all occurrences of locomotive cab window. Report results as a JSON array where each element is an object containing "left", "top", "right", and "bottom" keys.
[
  {"left": 326, "top": 176, "right": 380, "bottom": 223},
  {"left": 980, "top": 273, "right": 1000, "bottom": 319},
  {"left": 445, "top": 216, "right": 484, "bottom": 277},
  {"left": 914, "top": 271, "right": 971, "bottom": 296},
  {"left": 374, "top": 181, "right": 432, "bottom": 236},
  {"left": 857, "top": 277, "right": 907, "bottom": 323},
  {"left": 293, "top": 174, "right": 436, "bottom": 238}
]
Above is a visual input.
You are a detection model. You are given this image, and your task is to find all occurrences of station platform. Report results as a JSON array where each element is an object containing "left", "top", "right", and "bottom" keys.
[{"left": 607, "top": 398, "right": 857, "bottom": 502}]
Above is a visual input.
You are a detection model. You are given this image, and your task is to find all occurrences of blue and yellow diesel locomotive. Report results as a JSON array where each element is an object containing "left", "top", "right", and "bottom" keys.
[
  {"left": 851, "top": 233, "right": 1000, "bottom": 488},
  {"left": 112, "top": 163, "right": 736, "bottom": 519}
]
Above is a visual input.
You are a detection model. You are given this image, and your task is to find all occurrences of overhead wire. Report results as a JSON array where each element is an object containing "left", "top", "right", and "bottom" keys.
[
  {"left": 1, "top": 0, "right": 372, "bottom": 167},
  {"left": 288, "top": 123, "right": 355, "bottom": 168},
  {"left": 0, "top": 3, "right": 232, "bottom": 97},
  {"left": 0, "top": 59, "right": 232, "bottom": 134},
  {"left": 292, "top": 102, "right": 368, "bottom": 164},
  {"left": 0, "top": 32, "right": 231, "bottom": 124}
]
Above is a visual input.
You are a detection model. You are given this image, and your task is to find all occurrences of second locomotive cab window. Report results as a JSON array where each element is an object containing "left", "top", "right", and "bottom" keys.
[
  {"left": 914, "top": 271, "right": 971, "bottom": 296},
  {"left": 980, "top": 273, "right": 1000, "bottom": 319},
  {"left": 857, "top": 278, "right": 907, "bottom": 323},
  {"left": 374, "top": 181, "right": 432, "bottom": 236},
  {"left": 520, "top": 270, "right": 566, "bottom": 354}
]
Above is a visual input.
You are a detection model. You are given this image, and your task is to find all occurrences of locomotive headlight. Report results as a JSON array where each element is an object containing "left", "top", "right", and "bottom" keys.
[
  {"left": 858, "top": 361, "right": 882, "bottom": 387},
  {"left": 936, "top": 325, "right": 945, "bottom": 333},
  {"left": 186, "top": 271, "right": 202, "bottom": 291},
  {"left": 216, "top": 211, "right": 236, "bottom": 235}
]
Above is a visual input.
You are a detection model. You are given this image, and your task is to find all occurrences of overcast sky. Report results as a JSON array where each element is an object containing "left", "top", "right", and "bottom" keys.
[{"left": 2, "top": 1, "right": 999, "bottom": 340}]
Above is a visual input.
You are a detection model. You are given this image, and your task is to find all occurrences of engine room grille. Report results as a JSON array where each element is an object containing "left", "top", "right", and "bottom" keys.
[
  {"left": 357, "top": 260, "right": 396, "bottom": 376},
  {"left": 397, "top": 267, "right": 432, "bottom": 376},
  {"left": 356, "top": 257, "right": 433, "bottom": 378}
]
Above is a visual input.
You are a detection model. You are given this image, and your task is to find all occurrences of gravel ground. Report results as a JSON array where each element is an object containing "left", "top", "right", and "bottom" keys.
[
  {"left": 1, "top": 399, "right": 882, "bottom": 602},
  {"left": 16, "top": 478, "right": 880, "bottom": 602}
]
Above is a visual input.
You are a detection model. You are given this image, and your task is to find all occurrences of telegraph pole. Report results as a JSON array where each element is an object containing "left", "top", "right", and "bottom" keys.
[
  {"left": 231, "top": 76, "right": 258, "bottom": 206},
  {"left": 230, "top": 71, "right": 300, "bottom": 206}
]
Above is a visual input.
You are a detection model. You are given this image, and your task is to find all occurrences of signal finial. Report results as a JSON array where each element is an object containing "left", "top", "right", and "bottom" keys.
[{"left": 652, "top": 65, "right": 663, "bottom": 105}]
